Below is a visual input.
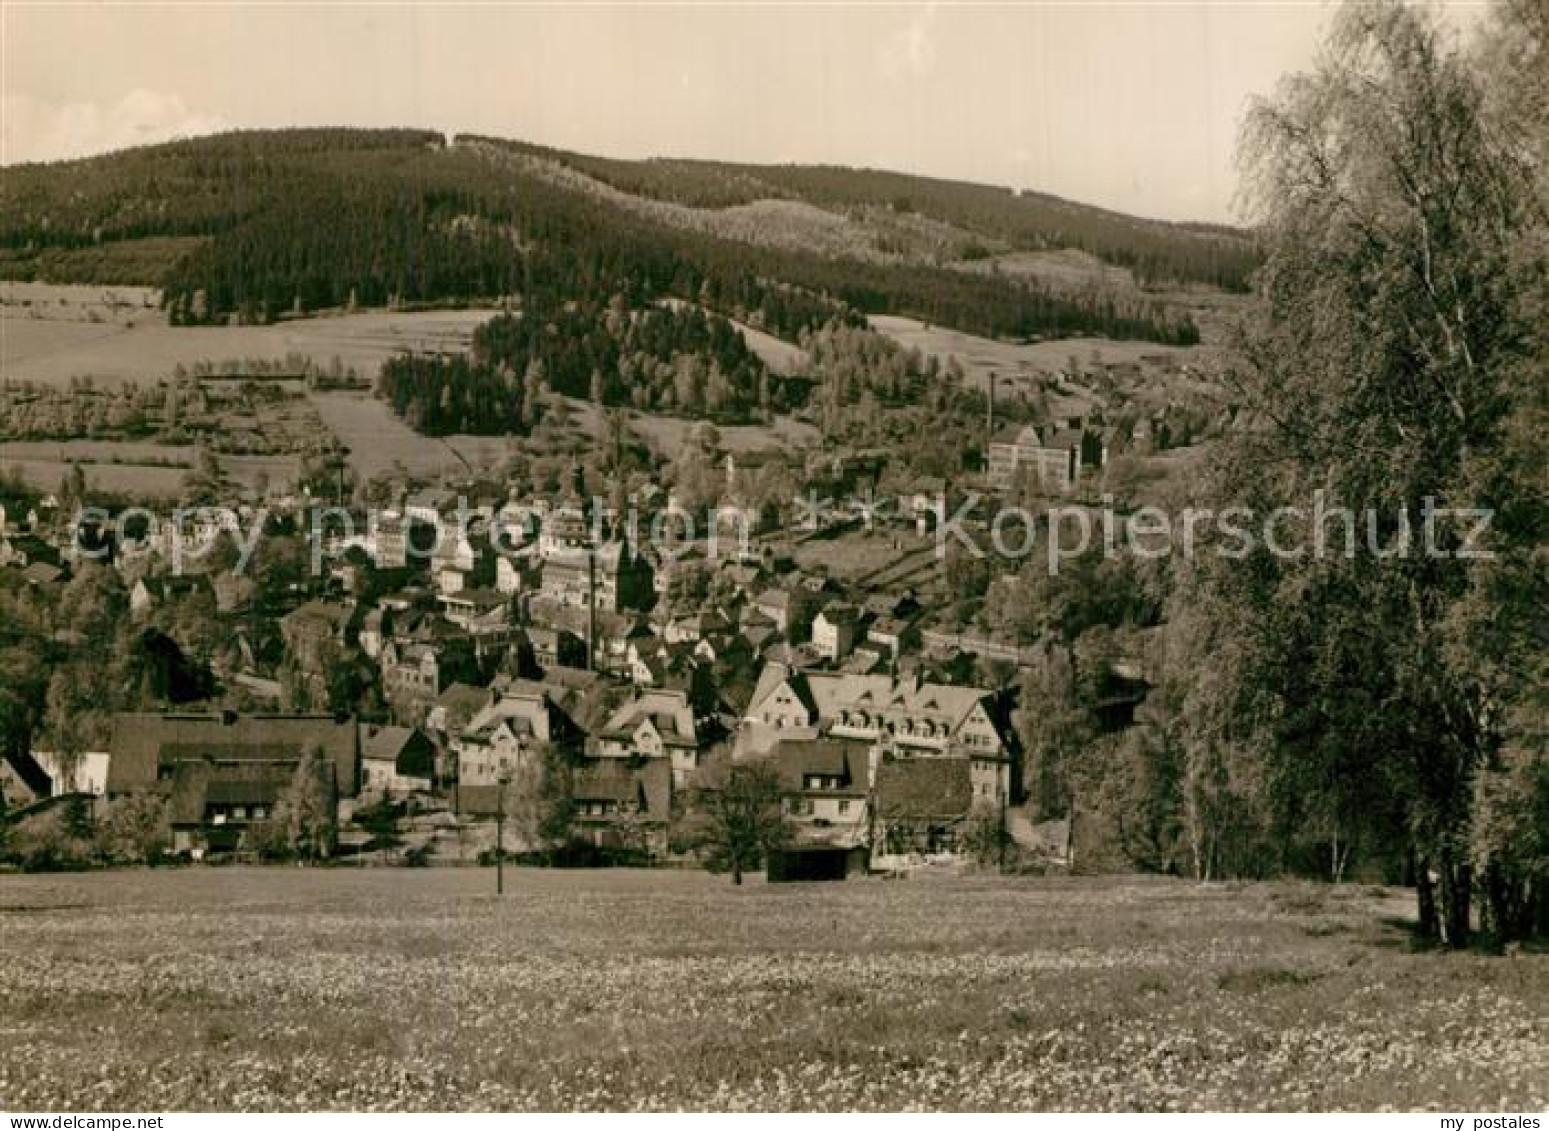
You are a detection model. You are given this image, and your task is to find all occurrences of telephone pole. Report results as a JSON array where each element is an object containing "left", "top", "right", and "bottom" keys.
[{"left": 495, "top": 768, "right": 508, "bottom": 896}]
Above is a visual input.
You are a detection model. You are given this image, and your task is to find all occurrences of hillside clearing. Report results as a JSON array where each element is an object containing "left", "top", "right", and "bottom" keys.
[
  {"left": 308, "top": 393, "right": 475, "bottom": 481},
  {"left": 869, "top": 314, "right": 1193, "bottom": 392},
  {"left": 1, "top": 295, "right": 494, "bottom": 389}
]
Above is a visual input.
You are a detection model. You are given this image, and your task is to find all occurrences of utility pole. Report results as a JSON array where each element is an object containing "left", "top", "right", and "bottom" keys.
[
  {"left": 987, "top": 370, "right": 996, "bottom": 444},
  {"left": 495, "top": 768, "right": 508, "bottom": 896},
  {"left": 999, "top": 767, "right": 1009, "bottom": 874},
  {"left": 985, "top": 370, "right": 997, "bottom": 486},
  {"left": 586, "top": 547, "right": 597, "bottom": 673}
]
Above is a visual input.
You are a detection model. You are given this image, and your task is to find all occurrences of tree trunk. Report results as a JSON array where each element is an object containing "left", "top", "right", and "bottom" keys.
[
  {"left": 1416, "top": 853, "right": 1440, "bottom": 942},
  {"left": 1480, "top": 859, "right": 1507, "bottom": 946},
  {"left": 732, "top": 861, "right": 742, "bottom": 886},
  {"left": 1436, "top": 847, "right": 1472, "bottom": 950},
  {"left": 1481, "top": 861, "right": 1540, "bottom": 946}
]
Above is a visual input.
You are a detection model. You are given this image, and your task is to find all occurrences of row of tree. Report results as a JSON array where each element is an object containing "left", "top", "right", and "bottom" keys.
[{"left": 1014, "top": 1, "right": 1546, "bottom": 948}]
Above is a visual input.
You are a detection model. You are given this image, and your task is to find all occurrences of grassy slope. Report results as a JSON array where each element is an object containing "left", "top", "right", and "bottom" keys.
[
  {"left": 0, "top": 869, "right": 1543, "bottom": 1111},
  {"left": 0, "top": 303, "right": 494, "bottom": 389}
]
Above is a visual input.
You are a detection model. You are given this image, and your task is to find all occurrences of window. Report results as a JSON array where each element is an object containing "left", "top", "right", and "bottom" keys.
[{"left": 838, "top": 800, "right": 851, "bottom": 815}]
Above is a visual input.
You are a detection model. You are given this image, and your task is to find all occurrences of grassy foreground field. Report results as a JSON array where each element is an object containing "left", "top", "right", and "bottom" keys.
[{"left": 0, "top": 870, "right": 1544, "bottom": 1112}]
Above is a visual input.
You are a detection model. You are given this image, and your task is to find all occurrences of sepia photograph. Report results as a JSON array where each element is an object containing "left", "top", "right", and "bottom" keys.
[{"left": 0, "top": 0, "right": 1545, "bottom": 1118}]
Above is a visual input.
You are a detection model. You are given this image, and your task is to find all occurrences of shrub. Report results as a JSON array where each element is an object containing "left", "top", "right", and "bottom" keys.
[
  {"left": 9, "top": 809, "right": 94, "bottom": 872},
  {"left": 94, "top": 791, "right": 171, "bottom": 864}
]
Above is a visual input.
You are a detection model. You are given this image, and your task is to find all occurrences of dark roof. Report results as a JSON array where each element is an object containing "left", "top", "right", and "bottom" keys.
[
  {"left": 435, "top": 681, "right": 491, "bottom": 716},
  {"left": 572, "top": 761, "right": 672, "bottom": 821},
  {"left": 3, "top": 748, "right": 54, "bottom": 799},
  {"left": 166, "top": 760, "right": 303, "bottom": 826},
  {"left": 773, "top": 739, "right": 869, "bottom": 796},
  {"left": 107, "top": 712, "right": 359, "bottom": 797},
  {"left": 874, "top": 758, "right": 972, "bottom": 821},
  {"left": 363, "top": 726, "right": 435, "bottom": 778},
  {"left": 572, "top": 767, "right": 637, "bottom": 804}
]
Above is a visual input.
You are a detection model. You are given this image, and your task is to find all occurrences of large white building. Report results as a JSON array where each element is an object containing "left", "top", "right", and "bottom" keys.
[{"left": 739, "top": 665, "right": 1013, "bottom": 807}]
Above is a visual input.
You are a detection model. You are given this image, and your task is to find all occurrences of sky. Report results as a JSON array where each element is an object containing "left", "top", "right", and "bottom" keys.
[{"left": 0, "top": 2, "right": 1489, "bottom": 223}]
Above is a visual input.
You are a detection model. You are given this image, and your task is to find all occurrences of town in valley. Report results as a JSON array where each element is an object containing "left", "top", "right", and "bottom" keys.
[{"left": 1, "top": 0, "right": 1545, "bottom": 1113}]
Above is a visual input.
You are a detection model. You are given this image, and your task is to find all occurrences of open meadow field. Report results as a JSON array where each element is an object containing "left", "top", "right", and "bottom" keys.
[
  {"left": 0, "top": 452, "right": 189, "bottom": 499},
  {"left": 528, "top": 394, "right": 820, "bottom": 460},
  {"left": 869, "top": 314, "right": 1192, "bottom": 399},
  {"left": 0, "top": 291, "right": 493, "bottom": 390},
  {"left": 1, "top": 869, "right": 1543, "bottom": 1111},
  {"left": 785, "top": 526, "right": 940, "bottom": 588},
  {"left": 308, "top": 393, "right": 475, "bottom": 481}
]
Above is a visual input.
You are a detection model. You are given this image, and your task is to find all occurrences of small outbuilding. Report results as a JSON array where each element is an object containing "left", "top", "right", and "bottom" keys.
[{"left": 766, "top": 844, "right": 869, "bottom": 883}]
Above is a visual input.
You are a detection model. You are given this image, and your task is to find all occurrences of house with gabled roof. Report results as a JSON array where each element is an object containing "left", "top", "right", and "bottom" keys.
[
  {"left": 279, "top": 599, "right": 354, "bottom": 671},
  {"left": 739, "top": 664, "right": 1013, "bottom": 806},
  {"left": 105, "top": 711, "right": 360, "bottom": 854},
  {"left": 570, "top": 759, "right": 673, "bottom": 856},
  {"left": 107, "top": 711, "right": 360, "bottom": 799},
  {"left": 751, "top": 583, "right": 835, "bottom": 643},
  {"left": 873, "top": 756, "right": 976, "bottom": 856},
  {"left": 426, "top": 682, "right": 491, "bottom": 743},
  {"left": 772, "top": 738, "right": 870, "bottom": 845},
  {"left": 526, "top": 625, "right": 587, "bottom": 672},
  {"left": 361, "top": 725, "right": 437, "bottom": 796},
  {"left": 452, "top": 682, "right": 582, "bottom": 789},
  {"left": 665, "top": 606, "right": 732, "bottom": 645},
  {"left": 540, "top": 540, "right": 653, "bottom": 613},
  {"left": 986, "top": 421, "right": 1103, "bottom": 494},
  {"left": 593, "top": 688, "right": 717, "bottom": 787},
  {"left": 812, "top": 602, "right": 865, "bottom": 662}
]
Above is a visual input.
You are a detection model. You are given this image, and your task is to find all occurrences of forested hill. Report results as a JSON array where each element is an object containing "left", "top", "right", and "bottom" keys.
[
  {"left": 0, "top": 128, "right": 1247, "bottom": 345},
  {"left": 494, "top": 138, "right": 1256, "bottom": 292}
]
